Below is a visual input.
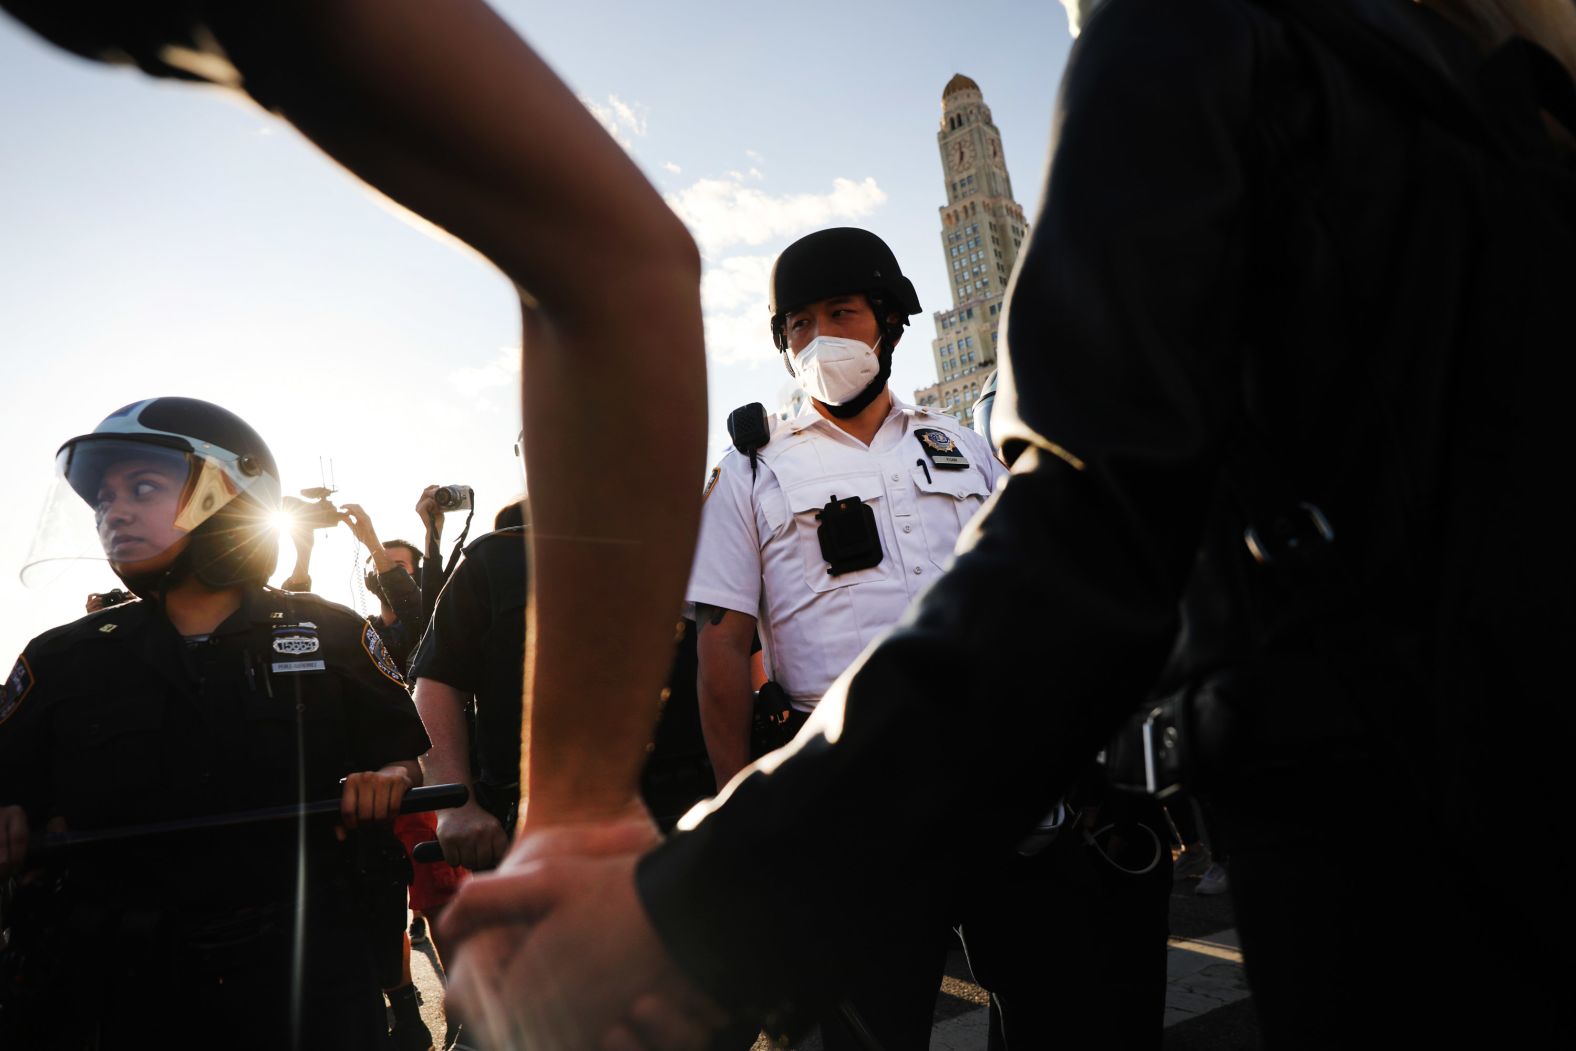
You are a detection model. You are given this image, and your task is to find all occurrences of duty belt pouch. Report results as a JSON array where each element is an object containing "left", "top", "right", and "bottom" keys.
[
  {"left": 750, "top": 681, "right": 809, "bottom": 759},
  {"left": 816, "top": 495, "right": 883, "bottom": 576}
]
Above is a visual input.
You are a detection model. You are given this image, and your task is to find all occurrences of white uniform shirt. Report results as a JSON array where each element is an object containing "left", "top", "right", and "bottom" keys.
[{"left": 687, "top": 396, "right": 1007, "bottom": 709}]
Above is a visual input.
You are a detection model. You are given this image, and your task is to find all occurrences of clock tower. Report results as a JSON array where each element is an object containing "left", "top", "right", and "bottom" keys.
[{"left": 913, "top": 74, "right": 1029, "bottom": 429}]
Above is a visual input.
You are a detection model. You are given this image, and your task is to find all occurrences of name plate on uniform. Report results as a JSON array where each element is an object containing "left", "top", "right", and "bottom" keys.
[
  {"left": 272, "top": 659, "right": 327, "bottom": 674},
  {"left": 916, "top": 429, "right": 969, "bottom": 469}
]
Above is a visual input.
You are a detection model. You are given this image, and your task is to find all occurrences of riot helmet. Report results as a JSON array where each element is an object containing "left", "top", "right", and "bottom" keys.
[
  {"left": 769, "top": 228, "right": 921, "bottom": 418},
  {"left": 972, "top": 369, "right": 1000, "bottom": 447},
  {"left": 25, "top": 397, "right": 283, "bottom": 593}
]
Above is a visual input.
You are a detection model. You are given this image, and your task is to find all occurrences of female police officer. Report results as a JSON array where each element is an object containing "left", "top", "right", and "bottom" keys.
[{"left": 0, "top": 396, "right": 430, "bottom": 1050}]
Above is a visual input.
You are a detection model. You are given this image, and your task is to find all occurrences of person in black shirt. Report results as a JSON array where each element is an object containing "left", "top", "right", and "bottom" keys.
[
  {"left": 409, "top": 503, "right": 528, "bottom": 872},
  {"left": 342, "top": 505, "right": 425, "bottom": 674},
  {"left": 438, "top": 2, "right": 1576, "bottom": 1047}
]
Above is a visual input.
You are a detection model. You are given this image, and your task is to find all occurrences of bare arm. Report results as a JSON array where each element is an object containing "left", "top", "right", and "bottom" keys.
[
  {"left": 416, "top": 676, "right": 510, "bottom": 870},
  {"left": 696, "top": 608, "right": 758, "bottom": 790},
  {"left": 414, "top": 678, "right": 475, "bottom": 791},
  {"left": 215, "top": 1, "right": 706, "bottom": 828}
]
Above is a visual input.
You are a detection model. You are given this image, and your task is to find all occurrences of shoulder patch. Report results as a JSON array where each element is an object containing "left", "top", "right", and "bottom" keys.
[
  {"left": 361, "top": 624, "right": 406, "bottom": 686},
  {"left": 1, "top": 656, "right": 34, "bottom": 727},
  {"left": 703, "top": 464, "right": 722, "bottom": 503}
]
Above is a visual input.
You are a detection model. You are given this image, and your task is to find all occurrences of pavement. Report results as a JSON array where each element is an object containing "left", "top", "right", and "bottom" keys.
[{"left": 403, "top": 855, "right": 1259, "bottom": 1050}]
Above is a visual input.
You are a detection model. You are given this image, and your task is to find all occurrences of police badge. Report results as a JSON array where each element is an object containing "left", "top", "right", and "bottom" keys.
[{"left": 916, "top": 428, "right": 969, "bottom": 469}]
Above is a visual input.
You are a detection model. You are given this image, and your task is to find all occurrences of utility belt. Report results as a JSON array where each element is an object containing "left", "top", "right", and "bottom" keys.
[
  {"left": 750, "top": 681, "right": 810, "bottom": 759},
  {"left": 474, "top": 777, "right": 521, "bottom": 835}
]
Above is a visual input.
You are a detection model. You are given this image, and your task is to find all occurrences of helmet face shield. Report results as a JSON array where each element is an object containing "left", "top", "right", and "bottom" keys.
[{"left": 22, "top": 436, "right": 277, "bottom": 589}]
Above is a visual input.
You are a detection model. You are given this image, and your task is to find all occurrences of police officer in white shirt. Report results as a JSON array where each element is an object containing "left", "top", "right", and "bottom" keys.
[{"left": 686, "top": 227, "right": 1005, "bottom": 1050}]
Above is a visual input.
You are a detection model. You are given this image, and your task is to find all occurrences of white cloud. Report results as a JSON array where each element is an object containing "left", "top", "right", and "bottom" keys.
[
  {"left": 608, "top": 96, "right": 646, "bottom": 136},
  {"left": 448, "top": 345, "right": 521, "bottom": 398},
  {"left": 662, "top": 161, "right": 682, "bottom": 174},
  {"left": 667, "top": 175, "right": 887, "bottom": 256},
  {"left": 699, "top": 255, "right": 775, "bottom": 366},
  {"left": 703, "top": 300, "right": 775, "bottom": 367},
  {"left": 745, "top": 149, "right": 765, "bottom": 163},
  {"left": 579, "top": 93, "right": 648, "bottom": 149},
  {"left": 701, "top": 254, "right": 773, "bottom": 314}
]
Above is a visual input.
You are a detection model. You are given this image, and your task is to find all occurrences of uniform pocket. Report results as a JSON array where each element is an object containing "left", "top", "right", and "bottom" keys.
[
  {"left": 784, "top": 473, "right": 892, "bottom": 593},
  {"left": 241, "top": 677, "right": 351, "bottom": 800},
  {"left": 53, "top": 694, "right": 168, "bottom": 819},
  {"left": 909, "top": 465, "right": 993, "bottom": 571}
]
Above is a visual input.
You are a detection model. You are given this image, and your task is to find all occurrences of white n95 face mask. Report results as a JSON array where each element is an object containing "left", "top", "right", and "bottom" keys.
[{"left": 789, "top": 335, "right": 881, "bottom": 406}]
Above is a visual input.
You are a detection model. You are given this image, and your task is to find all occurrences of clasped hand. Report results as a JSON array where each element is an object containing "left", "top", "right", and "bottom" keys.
[{"left": 440, "top": 810, "right": 729, "bottom": 1051}]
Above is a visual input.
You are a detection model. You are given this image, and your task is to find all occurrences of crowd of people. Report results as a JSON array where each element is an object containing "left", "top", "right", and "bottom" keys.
[{"left": 3, "top": 0, "right": 1576, "bottom": 1049}]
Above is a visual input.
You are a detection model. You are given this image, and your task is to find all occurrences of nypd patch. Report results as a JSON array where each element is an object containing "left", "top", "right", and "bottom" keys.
[
  {"left": 362, "top": 624, "right": 406, "bottom": 686},
  {"left": 1, "top": 656, "right": 34, "bottom": 727}
]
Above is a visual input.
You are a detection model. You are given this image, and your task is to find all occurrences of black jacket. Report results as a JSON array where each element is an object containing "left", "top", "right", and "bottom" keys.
[
  {"left": 0, "top": 586, "right": 429, "bottom": 910},
  {"left": 637, "top": 0, "right": 1576, "bottom": 1018}
]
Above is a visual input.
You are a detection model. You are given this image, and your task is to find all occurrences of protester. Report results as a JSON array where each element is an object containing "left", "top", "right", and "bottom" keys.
[{"left": 439, "top": 1, "right": 1576, "bottom": 1048}]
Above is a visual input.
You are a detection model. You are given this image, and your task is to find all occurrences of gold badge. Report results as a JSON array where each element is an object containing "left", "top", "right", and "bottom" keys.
[{"left": 916, "top": 429, "right": 969, "bottom": 469}]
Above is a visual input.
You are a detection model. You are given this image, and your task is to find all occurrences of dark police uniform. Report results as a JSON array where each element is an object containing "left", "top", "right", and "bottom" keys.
[
  {"left": 0, "top": 586, "right": 430, "bottom": 1050},
  {"left": 408, "top": 526, "right": 712, "bottom": 833},
  {"left": 408, "top": 527, "right": 527, "bottom": 826}
]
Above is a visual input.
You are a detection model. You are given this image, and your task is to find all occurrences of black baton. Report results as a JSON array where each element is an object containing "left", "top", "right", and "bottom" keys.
[{"left": 33, "top": 783, "right": 470, "bottom": 859}]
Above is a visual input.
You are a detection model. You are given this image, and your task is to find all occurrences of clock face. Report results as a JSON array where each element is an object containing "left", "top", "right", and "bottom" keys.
[{"left": 951, "top": 136, "right": 977, "bottom": 172}]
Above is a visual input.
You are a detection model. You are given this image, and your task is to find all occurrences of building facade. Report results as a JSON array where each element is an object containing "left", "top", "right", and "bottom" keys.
[{"left": 912, "top": 74, "right": 1029, "bottom": 430}]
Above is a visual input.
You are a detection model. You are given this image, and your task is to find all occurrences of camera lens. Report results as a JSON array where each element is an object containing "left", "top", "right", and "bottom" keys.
[{"left": 434, "top": 485, "right": 472, "bottom": 510}]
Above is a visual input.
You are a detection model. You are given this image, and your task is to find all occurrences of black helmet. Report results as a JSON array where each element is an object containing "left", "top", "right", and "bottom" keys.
[
  {"left": 769, "top": 228, "right": 922, "bottom": 351},
  {"left": 40, "top": 397, "right": 283, "bottom": 592}
]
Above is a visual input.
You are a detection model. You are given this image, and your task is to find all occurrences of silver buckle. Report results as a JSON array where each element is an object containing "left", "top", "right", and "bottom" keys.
[{"left": 1243, "top": 502, "right": 1334, "bottom": 566}]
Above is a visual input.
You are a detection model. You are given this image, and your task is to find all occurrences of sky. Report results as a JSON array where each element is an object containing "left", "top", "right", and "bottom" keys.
[{"left": 0, "top": 1, "right": 1075, "bottom": 658}]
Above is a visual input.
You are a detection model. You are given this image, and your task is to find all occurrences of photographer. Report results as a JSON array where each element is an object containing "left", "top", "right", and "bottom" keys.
[
  {"left": 83, "top": 588, "right": 133, "bottom": 614},
  {"left": 278, "top": 493, "right": 338, "bottom": 594},
  {"left": 342, "top": 504, "right": 425, "bottom": 675}
]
